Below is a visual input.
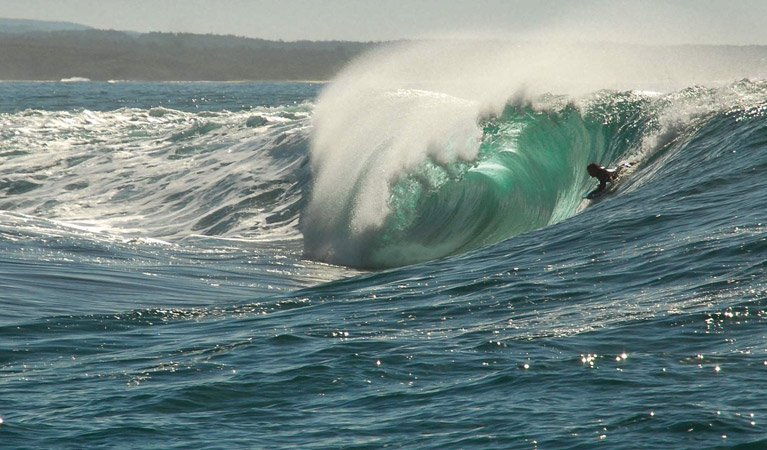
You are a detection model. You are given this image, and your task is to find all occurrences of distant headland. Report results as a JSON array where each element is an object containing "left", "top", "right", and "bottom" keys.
[{"left": 0, "top": 18, "right": 380, "bottom": 82}]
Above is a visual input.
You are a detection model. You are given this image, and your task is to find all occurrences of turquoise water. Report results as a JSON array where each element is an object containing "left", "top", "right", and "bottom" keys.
[{"left": 2, "top": 79, "right": 767, "bottom": 449}]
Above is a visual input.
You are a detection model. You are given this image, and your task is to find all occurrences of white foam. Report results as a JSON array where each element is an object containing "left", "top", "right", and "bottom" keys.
[{"left": 0, "top": 106, "right": 312, "bottom": 242}]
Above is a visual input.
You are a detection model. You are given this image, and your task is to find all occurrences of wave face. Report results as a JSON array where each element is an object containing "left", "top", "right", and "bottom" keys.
[
  {"left": 303, "top": 40, "right": 743, "bottom": 268},
  {"left": 304, "top": 94, "right": 640, "bottom": 268}
]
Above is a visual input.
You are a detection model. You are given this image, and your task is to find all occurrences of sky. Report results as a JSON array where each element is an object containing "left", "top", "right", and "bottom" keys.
[{"left": 0, "top": 0, "right": 766, "bottom": 45}]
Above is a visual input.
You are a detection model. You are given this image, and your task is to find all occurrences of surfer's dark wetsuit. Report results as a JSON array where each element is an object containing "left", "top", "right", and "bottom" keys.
[{"left": 587, "top": 163, "right": 621, "bottom": 197}]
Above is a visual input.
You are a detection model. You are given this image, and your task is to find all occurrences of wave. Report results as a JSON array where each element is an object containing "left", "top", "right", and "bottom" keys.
[
  {"left": 303, "top": 90, "right": 653, "bottom": 268},
  {"left": 302, "top": 41, "right": 767, "bottom": 269}
]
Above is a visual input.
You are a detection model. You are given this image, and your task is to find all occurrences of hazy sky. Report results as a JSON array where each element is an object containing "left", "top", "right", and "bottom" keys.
[{"left": 1, "top": 0, "right": 766, "bottom": 44}]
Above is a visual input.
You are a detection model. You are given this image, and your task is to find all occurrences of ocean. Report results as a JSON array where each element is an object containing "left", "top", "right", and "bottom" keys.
[{"left": 2, "top": 43, "right": 767, "bottom": 449}]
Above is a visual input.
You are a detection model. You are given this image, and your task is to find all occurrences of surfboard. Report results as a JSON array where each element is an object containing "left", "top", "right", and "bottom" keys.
[
  {"left": 584, "top": 190, "right": 604, "bottom": 199},
  {"left": 584, "top": 179, "right": 620, "bottom": 199}
]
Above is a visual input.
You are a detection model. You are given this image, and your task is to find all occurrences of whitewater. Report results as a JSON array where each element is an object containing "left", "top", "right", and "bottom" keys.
[{"left": 3, "top": 41, "right": 767, "bottom": 449}]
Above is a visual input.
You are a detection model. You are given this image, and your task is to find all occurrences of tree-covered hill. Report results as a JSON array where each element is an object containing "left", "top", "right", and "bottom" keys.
[{"left": 0, "top": 28, "right": 379, "bottom": 81}]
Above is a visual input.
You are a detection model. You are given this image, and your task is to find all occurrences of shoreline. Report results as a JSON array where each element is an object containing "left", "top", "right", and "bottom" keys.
[{"left": 0, "top": 79, "right": 330, "bottom": 83}]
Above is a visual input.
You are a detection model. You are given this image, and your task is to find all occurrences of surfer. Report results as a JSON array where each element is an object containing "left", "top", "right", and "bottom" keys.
[{"left": 586, "top": 163, "right": 622, "bottom": 198}]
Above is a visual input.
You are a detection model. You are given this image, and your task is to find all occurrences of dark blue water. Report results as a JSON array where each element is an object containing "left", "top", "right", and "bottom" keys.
[
  {"left": 2, "top": 78, "right": 767, "bottom": 449},
  {"left": 0, "top": 80, "right": 322, "bottom": 113}
]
